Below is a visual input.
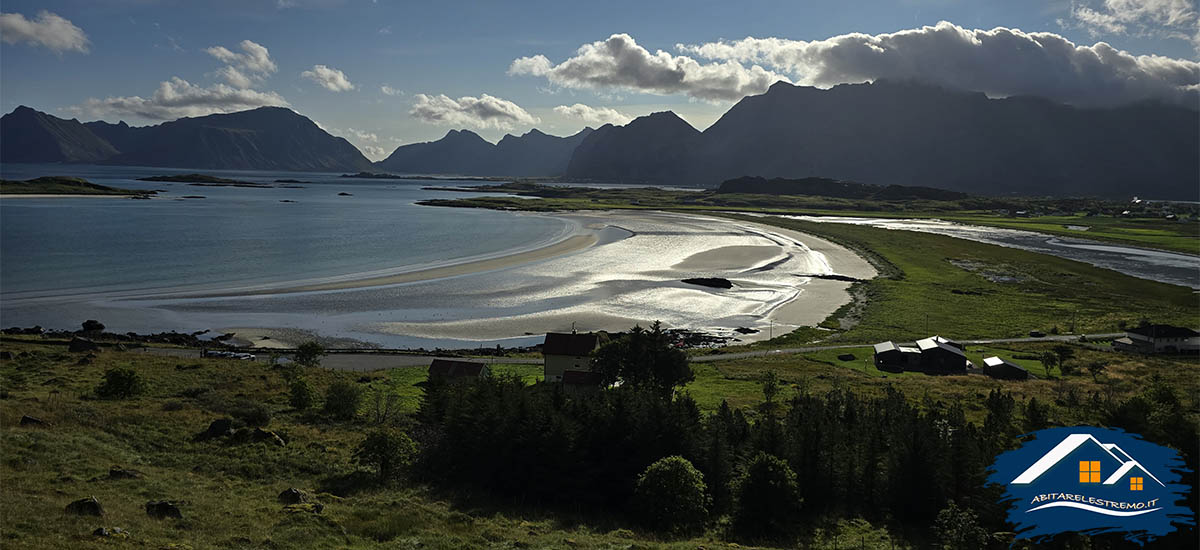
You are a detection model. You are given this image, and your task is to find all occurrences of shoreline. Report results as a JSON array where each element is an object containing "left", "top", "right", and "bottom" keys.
[{"left": 0, "top": 193, "right": 140, "bottom": 199}]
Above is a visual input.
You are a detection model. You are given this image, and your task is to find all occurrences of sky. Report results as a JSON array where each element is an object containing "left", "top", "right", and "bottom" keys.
[{"left": 2, "top": 0, "right": 1197, "bottom": 161}]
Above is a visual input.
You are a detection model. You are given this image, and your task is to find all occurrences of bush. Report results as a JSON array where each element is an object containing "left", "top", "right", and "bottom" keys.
[
  {"left": 231, "top": 401, "right": 272, "bottom": 427},
  {"left": 632, "top": 456, "right": 709, "bottom": 535},
  {"left": 295, "top": 341, "right": 325, "bottom": 367},
  {"left": 933, "top": 501, "right": 988, "bottom": 550},
  {"left": 731, "top": 452, "right": 801, "bottom": 541},
  {"left": 95, "top": 367, "right": 147, "bottom": 399},
  {"left": 354, "top": 429, "right": 417, "bottom": 481},
  {"left": 324, "top": 380, "right": 363, "bottom": 421},
  {"left": 290, "top": 378, "right": 316, "bottom": 410}
]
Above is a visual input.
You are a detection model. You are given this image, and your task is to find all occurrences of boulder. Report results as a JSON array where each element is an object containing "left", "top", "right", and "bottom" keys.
[
  {"left": 278, "top": 488, "right": 307, "bottom": 504},
  {"left": 252, "top": 428, "right": 286, "bottom": 447},
  {"left": 81, "top": 320, "right": 106, "bottom": 333},
  {"left": 68, "top": 337, "right": 100, "bottom": 353},
  {"left": 19, "top": 415, "right": 45, "bottom": 426},
  {"left": 65, "top": 496, "right": 104, "bottom": 516},
  {"left": 195, "top": 418, "right": 235, "bottom": 441},
  {"left": 92, "top": 527, "right": 128, "bottom": 538},
  {"left": 107, "top": 466, "right": 143, "bottom": 480},
  {"left": 681, "top": 277, "right": 733, "bottom": 289},
  {"left": 145, "top": 500, "right": 183, "bottom": 519}
]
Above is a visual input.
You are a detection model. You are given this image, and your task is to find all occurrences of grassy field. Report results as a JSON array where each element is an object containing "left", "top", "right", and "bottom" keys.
[
  {"left": 0, "top": 176, "right": 146, "bottom": 196},
  {"left": 2, "top": 339, "right": 915, "bottom": 549},
  {"left": 419, "top": 185, "right": 1200, "bottom": 254},
  {"left": 709, "top": 214, "right": 1198, "bottom": 349}
]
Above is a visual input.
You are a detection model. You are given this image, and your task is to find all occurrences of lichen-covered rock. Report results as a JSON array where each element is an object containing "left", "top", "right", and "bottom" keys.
[
  {"left": 278, "top": 488, "right": 307, "bottom": 504},
  {"left": 65, "top": 496, "right": 103, "bottom": 516},
  {"left": 145, "top": 500, "right": 183, "bottom": 519}
]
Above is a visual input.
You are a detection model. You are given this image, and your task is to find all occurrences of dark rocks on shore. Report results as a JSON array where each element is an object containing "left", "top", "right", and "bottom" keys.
[
  {"left": 66, "top": 496, "right": 104, "bottom": 516},
  {"left": 69, "top": 337, "right": 100, "bottom": 353},
  {"left": 279, "top": 199, "right": 296, "bottom": 203},
  {"left": 682, "top": 277, "right": 733, "bottom": 289},
  {"left": 337, "top": 192, "right": 353, "bottom": 196},
  {"left": 797, "top": 273, "right": 863, "bottom": 283},
  {"left": 733, "top": 327, "right": 759, "bottom": 335},
  {"left": 145, "top": 500, "right": 183, "bottom": 519},
  {"left": 81, "top": 319, "right": 106, "bottom": 333}
]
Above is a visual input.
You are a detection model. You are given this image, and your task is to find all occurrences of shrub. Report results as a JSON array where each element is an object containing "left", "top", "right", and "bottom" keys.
[
  {"left": 632, "top": 456, "right": 709, "bottom": 535},
  {"left": 324, "top": 380, "right": 363, "bottom": 421},
  {"left": 290, "top": 378, "right": 316, "bottom": 410},
  {"left": 354, "top": 429, "right": 417, "bottom": 481},
  {"left": 731, "top": 452, "right": 801, "bottom": 541},
  {"left": 933, "top": 501, "right": 988, "bottom": 550},
  {"left": 295, "top": 341, "right": 325, "bottom": 367},
  {"left": 232, "top": 401, "right": 272, "bottom": 427},
  {"left": 95, "top": 367, "right": 146, "bottom": 399}
]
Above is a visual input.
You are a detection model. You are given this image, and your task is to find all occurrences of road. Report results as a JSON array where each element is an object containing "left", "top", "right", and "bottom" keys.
[{"left": 137, "top": 332, "right": 1122, "bottom": 371}]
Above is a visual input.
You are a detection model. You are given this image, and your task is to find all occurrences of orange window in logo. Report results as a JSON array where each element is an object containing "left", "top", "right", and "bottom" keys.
[
  {"left": 1079, "top": 461, "right": 1101, "bottom": 483},
  {"left": 1131, "top": 477, "right": 1143, "bottom": 491}
]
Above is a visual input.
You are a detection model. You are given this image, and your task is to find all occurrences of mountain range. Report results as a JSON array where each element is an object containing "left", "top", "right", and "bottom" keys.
[{"left": 3, "top": 79, "right": 1197, "bottom": 197}]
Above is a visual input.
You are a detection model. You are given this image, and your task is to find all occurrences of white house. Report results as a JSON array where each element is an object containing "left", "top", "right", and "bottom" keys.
[{"left": 542, "top": 332, "right": 607, "bottom": 383}]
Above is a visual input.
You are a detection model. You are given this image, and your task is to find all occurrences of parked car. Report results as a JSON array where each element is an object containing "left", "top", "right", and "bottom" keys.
[{"left": 1028, "top": 330, "right": 1046, "bottom": 338}]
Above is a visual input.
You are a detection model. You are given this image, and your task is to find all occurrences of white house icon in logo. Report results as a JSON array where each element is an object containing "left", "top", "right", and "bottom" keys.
[{"left": 1011, "top": 433, "right": 1165, "bottom": 487}]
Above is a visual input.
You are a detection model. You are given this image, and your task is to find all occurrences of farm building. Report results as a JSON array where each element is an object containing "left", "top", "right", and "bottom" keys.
[
  {"left": 428, "top": 359, "right": 489, "bottom": 382},
  {"left": 873, "top": 341, "right": 921, "bottom": 372},
  {"left": 915, "top": 336, "right": 969, "bottom": 373},
  {"left": 543, "top": 331, "right": 607, "bottom": 382},
  {"left": 982, "top": 356, "right": 1031, "bottom": 380},
  {"left": 1115, "top": 325, "right": 1200, "bottom": 353}
]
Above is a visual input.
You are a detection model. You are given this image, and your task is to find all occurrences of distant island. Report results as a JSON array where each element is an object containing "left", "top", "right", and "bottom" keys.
[
  {"left": 0, "top": 176, "right": 150, "bottom": 197},
  {"left": 339, "top": 171, "right": 518, "bottom": 182},
  {"left": 138, "top": 174, "right": 272, "bottom": 188}
]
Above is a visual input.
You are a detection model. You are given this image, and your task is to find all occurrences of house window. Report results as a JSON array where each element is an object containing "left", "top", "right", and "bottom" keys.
[
  {"left": 1130, "top": 477, "right": 1143, "bottom": 491},
  {"left": 1079, "top": 461, "right": 1101, "bottom": 483}
]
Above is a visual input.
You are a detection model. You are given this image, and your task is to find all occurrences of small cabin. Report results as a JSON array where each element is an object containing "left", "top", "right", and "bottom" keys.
[
  {"left": 982, "top": 356, "right": 1030, "bottom": 380},
  {"left": 915, "top": 336, "right": 968, "bottom": 374},
  {"left": 1120, "top": 325, "right": 1200, "bottom": 353},
  {"left": 428, "top": 359, "right": 489, "bottom": 382}
]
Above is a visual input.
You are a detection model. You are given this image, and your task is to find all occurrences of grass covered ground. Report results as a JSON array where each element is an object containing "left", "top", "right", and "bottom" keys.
[
  {"left": 2, "top": 339, "right": 913, "bottom": 549},
  {"left": 0, "top": 176, "right": 146, "bottom": 196}
]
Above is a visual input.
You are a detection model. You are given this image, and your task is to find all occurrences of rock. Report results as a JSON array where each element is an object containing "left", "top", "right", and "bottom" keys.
[
  {"left": 107, "top": 466, "right": 143, "bottom": 480},
  {"left": 337, "top": 192, "right": 353, "bottom": 196},
  {"left": 278, "top": 488, "right": 307, "bottom": 504},
  {"left": 68, "top": 337, "right": 100, "bottom": 353},
  {"left": 195, "top": 418, "right": 234, "bottom": 441},
  {"left": 65, "top": 496, "right": 104, "bottom": 516},
  {"left": 681, "top": 277, "right": 733, "bottom": 289},
  {"left": 0, "top": 351, "right": 13, "bottom": 360},
  {"left": 145, "top": 500, "right": 183, "bottom": 519},
  {"left": 19, "top": 415, "right": 44, "bottom": 426},
  {"left": 92, "top": 527, "right": 128, "bottom": 538},
  {"left": 81, "top": 320, "right": 106, "bottom": 333},
  {"left": 733, "top": 327, "right": 759, "bottom": 335},
  {"left": 252, "top": 428, "right": 286, "bottom": 447}
]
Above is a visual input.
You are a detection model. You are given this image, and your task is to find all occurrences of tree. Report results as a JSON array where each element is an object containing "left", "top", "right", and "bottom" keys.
[
  {"left": 632, "top": 456, "right": 709, "bottom": 535},
  {"left": 295, "top": 341, "right": 325, "bottom": 367},
  {"left": 289, "top": 378, "right": 316, "bottom": 410},
  {"left": 355, "top": 429, "right": 417, "bottom": 481},
  {"left": 324, "top": 380, "right": 363, "bottom": 421},
  {"left": 1084, "top": 361, "right": 1107, "bottom": 382},
  {"left": 933, "top": 501, "right": 988, "bottom": 550},
  {"left": 1051, "top": 344, "right": 1075, "bottom": 373},
  {"left": 592, "top": 321, "right": 692, "bottom": 396},
  {"left": 96, "top": 367, "right": 146, "bottom": 399},
  {"left": 731, "top": 452, "right": 802, "bottom": 541},
  {"left": 1024, "top": 397, "right": 1051, "bottom": 432},
  {"left": 1039, "top": 351, "right": 1057, "bottom": 379}
]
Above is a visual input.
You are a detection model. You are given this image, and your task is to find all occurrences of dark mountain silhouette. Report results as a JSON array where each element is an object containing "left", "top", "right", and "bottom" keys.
[
  {"left": 376, "top": 127, "right": 593, "bottom": 176},
  {"left": 0, "top": 106, "right": 119, "bottom": 163},
  {"left": 565, "top": 111, "right": 701, "bottom": 182},
  {"left": 568, "top": 81, "right": 1200, "bottom": 198},
  {"left": 1, "top": 106, "right": 374, "bottom": 172}
]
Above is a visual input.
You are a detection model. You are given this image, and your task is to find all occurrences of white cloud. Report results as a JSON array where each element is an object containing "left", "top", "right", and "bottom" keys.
[
  {"left": 204, "top": 40, "right": 277, "bottom": 88},
  {"left": 509, "top": 33, "right": 789, "bottom": 102},
  {"left": 410, "top": 93, "right": 539, "bottom": 129},
  {"left": 553, "top": 103, "right": 634, "bottom": 125},
  {"left": 676, "top": 21, "right": 1200, "bottom": 107},
  {"left": 380, "top": 85, "right": 404, "bottom": 96},
  {"left": 73, "top": 77, "right": 289, "bottom": 120},
  {"left": 0, "top": 10, "right": 89, "bottom": 53},
  {"left": 1066, "top": 0, "right": 1199, "bottom": 50},
  {"left": 301, "top": 64, "right": 356, "bottom": 92},
  {"left": 360, "top": 145, "right": 391, "bottom": 160}
]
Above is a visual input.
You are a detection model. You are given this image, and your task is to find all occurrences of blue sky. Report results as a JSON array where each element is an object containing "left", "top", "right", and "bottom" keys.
[{"left": 2, "top": 0, "right": 1197, "bottom": 160}]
